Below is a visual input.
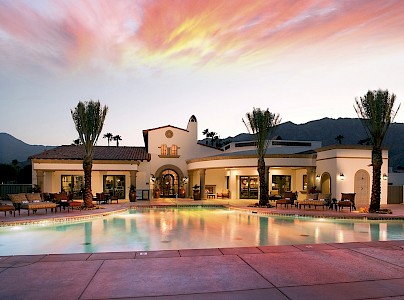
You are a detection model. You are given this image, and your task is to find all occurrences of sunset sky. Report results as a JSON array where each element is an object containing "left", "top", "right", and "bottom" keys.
[{"left": 1, "top": 0, "right": 403, "bottom": 147}]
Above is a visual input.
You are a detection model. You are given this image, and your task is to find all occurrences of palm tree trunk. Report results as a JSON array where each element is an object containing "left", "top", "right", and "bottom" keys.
[
  {"left": 258, "top": 157, "right": 268, "bottom": 206},
  {"left": 370, "top": 147, "right": 382, "bottom": 212},
  {"left": 83, "top": 156, "right": 94, "bottom": 208}
]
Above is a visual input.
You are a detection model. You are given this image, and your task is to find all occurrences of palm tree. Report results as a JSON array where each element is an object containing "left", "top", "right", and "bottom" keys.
[
  {"left": 72, "top": 138, "right": 81, "bottom": 145},
  {"left": 71, "top": 100, "right": 108, "bottom": 208},
  {"left": 103, "top": 133, "right": 113, "bottom": 146},
  {"left": 243, "top": 108, "right": 281, "bottom": 206},
  {"left": 113, "top": 135, "right": 122, "bottom": 146},
  {"left": 335, "top": 134, "right": 344, "bottom": 144},
  {"left": 354, "top": 89, "right": 400, "bottom": 212}
]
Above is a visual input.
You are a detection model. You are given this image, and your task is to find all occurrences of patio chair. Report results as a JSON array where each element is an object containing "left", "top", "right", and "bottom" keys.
[
  {"left": 275, "top": 191, "right": 296, "bottom": 209},
  {"left": 338, "top": 193, "right": 356, "bottom": 211}
]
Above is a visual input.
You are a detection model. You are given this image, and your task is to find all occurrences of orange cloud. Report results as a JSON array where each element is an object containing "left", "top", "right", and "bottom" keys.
[{"left": 0, "top": 0, "right": 403, "bottom": 73}]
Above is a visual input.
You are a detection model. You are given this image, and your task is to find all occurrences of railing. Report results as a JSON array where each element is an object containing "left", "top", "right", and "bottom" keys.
[
  {"left": 0, "top": 184, "right": 33, "bottom": 200},
  {"left": 136, "top": 189, "right": 150, "bottom": 200}
]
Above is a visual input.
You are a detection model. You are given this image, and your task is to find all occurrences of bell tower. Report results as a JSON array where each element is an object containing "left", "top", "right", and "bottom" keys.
[{"left": 187, "top": 115, "right": 198, "bottom": 141}]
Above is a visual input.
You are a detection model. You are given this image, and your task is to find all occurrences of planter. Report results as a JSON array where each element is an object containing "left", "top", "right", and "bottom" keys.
[
  {"left": 129, "top": 191, "right": 136, "bottom": 202},
  {"left": 179, "top": 187, "right": 186, "bottom": 198},
  {"left": 193, "top": 191, "right": 201, "bottom": 200},
  {"left": 154, "top": 189, "right": 160, "bottom": 199}
]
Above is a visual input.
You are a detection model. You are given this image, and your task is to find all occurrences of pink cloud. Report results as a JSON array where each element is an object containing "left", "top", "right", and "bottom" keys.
[{"left": 0, "top": 0, "right": 403, "bottom": 73}]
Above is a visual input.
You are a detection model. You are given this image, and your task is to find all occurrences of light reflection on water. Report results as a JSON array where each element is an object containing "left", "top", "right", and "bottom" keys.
[{"left": 0, "top": 208, "right": 403, "bottom": 256}]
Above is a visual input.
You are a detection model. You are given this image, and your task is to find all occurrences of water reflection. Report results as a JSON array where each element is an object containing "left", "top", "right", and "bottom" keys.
[{"left": 0, "top": 208, "right": 403, "bottom": 256}]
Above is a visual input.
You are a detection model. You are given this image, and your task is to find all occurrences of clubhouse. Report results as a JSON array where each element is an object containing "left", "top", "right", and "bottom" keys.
[{"left": 30, "top": 115, "right": 389, "bottom": 207}]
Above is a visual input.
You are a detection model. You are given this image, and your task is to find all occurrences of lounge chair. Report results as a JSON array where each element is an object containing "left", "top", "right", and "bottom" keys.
[
  {"left": 298, "top": 193, "right": 328, "bottom": 210},
  {"left": 275, "top": 191, "right": 296, "bottom": 209},
  {"left": 338, "top": 193, "right": 356, "bottom": 211},
  {"left": 0, "top": 202, "right": 16, "bottom": 217},
  {"left": 9, "top": 193, "right": 58, "bottom": 216}
]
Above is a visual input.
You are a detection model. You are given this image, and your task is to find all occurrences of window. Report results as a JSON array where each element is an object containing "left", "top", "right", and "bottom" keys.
[
  {"left": 159, "top": 144, "right": 179, "bottom": 157},
  {"left": 161, "top": 144, "right": 167, "bottom": 155},
  {"left": 61, "top": 175, "right": 83, "bottom": 197},
  {"left": 103, "top": 175, "right": 126, "bottom": 199},
  {"left": 171, "top": 144, "right": 178, "bottom": 155},
  {"left": 272, "top": 175, "right": 291, "bottom": 195},
  {"left": 239, "top": 176, "right": 258, "bottom": 199}
]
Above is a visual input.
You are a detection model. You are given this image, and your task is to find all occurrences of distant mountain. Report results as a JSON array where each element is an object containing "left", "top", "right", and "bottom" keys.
[
  {"left": 0, "top": 133, "right": 55, "bottom": 164},
  {"left": 202, "top": 118, "right": 404, "bottom": 171},
  {"left": 2, "top": 117, "right": 404, "bottom": 170},
  {"left": 275, "top": 118, "right": 404, "bottom": 170}
]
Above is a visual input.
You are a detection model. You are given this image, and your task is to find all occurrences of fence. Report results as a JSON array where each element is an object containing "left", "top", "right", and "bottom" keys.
[
  {"left": 387, "top": 186, "right": 403, "bottom": 204},
  {"left": 0, "top": 184, "right": 33, "bottom": 200}
]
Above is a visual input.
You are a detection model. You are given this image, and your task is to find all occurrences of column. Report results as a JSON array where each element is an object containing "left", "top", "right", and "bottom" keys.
[
  {"left": 36, "top": 170, "right": 44, "bottom": 193},
  {"left": 130, "top": 170, "right": 137, "bottom": 200},
  {"left": 130, "top": 171, "right": 137, "bottom": 188},
  {"left": 306, "top": 167, "right": 316, "bottom": 192},
  {"left": 199, "top": 169, "right": 206, "bottom": 200},
  {"left": 188, "top": 171, "right": 194, "bottom": 198}
]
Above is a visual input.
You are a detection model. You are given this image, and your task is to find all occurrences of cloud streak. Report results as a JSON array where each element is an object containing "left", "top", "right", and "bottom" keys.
[{"left": 1, "top": 0, "right": 403, "bottom": 74}]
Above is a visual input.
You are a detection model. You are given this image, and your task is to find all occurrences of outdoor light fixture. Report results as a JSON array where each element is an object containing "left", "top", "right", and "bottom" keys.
[
  {"left": 150, "top": 174, "right": 156, "bottom": 183},
  {"left": 182, "top": 177, "right": 188, "bottom": 184},
  {"left": 340, "top": 173, "right": 344, "bottom": 180},
  {"left": 316, "top": 174, "right": 320, "bottom": 180},
  {"left": 383, "top": 173, "right": 388, "bottom": 180}
]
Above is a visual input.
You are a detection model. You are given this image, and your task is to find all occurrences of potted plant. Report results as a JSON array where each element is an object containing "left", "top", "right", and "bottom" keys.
[
  {"left": 179, "top": 185, "right": 186, "bottom": 198},
  {"left": 129, "top": 184, "right": 136, "bottom": 202},
  {"left": 193, "top": 184, "right": 201, "bottom": 200},
  {"left": 153, "top": 177, "right": 161, "bottom": 199}
]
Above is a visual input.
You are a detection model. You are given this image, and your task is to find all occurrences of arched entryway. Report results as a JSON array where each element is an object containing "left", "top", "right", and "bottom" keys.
[
  {"left": 355, "top": 169, "right": 370, "bottom": 208},
  {"left": 161, "top": 170, "right": 179, "bottom": 197},
  {"left": 155, "top": 165, "right": 185, "bottom": 198},
  {"left": 320, "top": 172, "right": 331, "bottom": 194}
]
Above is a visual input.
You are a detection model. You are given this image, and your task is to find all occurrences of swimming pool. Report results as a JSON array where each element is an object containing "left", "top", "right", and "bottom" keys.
[{"left": 1, "top": 207, "right": 403, "bottom": 256}]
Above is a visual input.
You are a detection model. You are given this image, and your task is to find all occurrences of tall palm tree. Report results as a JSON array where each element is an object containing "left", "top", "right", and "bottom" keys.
[
  {"left": 71, "top": 100, "right": 108, "bottom": 208},
  {"left": 113, "top": 135, "right": 122, "bottom": 146},
  {"left": 243, "top": 108, "right": 281, "bottom": 206},
  {"left": 103, "top": 133, "right": 113, "bottom": 146},
  {"left": 354, "top": 89, "right": 400, "bottom": 212}
]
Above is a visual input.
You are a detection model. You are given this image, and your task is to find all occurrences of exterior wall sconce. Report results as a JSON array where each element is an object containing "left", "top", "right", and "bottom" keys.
[
  {"left": 182, "top": 177, "right": 188, "bottom": 184},
  {"left": 316, "top": 174, "right": 320, "bottom": 180},
  {"left": 339, "top": 173, "right": 344, "bottom": 180},
  {"left": 150, "top": 174, "right": 156, "bottom": 183},
  {"left": 383, "top": 173, "right": 388, "bottom": 180}
]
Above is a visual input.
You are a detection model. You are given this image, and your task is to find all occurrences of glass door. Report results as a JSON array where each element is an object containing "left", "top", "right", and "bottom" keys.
[
  {"left": 240, "top": 176, "right": 259, "bottom": 199},
  {"left": 103, "top": 175, "right": 126, "bottom": 199}
]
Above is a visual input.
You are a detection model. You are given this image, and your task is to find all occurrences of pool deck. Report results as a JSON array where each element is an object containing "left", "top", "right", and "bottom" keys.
[{"left": 0, "top": 199, "right": 403, "bottom": 299}]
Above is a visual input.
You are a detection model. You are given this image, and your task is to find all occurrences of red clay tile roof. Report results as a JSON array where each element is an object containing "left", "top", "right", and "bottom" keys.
[{"left": 30, "top": 145, "right": 150, "bottom": 161}]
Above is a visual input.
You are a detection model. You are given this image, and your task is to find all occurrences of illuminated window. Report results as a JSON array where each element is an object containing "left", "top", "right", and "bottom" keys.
[
  {"left": 171, "top": 144, "right": 178, "bottom": 155},
  {"left": 161, "top": 144, "right": 167, "bottom": 155}
]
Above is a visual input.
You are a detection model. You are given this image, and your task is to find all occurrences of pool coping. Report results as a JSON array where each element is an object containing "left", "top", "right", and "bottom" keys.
[{"left": 1, "top": 203, "right": 404, "bottom": 227}]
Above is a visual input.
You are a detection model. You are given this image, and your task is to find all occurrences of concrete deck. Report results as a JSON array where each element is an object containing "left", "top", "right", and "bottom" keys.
[{"left": 0, "top": 199, "right": 403, "bottom": 299}]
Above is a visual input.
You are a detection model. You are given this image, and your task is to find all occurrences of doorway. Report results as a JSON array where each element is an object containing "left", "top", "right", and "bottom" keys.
[
  {"left": 161, "top": 169, "right": 179, "bottom": 197},
  {"left": 103, "top": 175, "right": 126, "bottom": 199},
  {"left": 240, "top": 176, "right": 258, "bottom": 199},
  {"left": 320, "top": 173, "right": 331, "bottom": 194},
  {"left": 355, "top": 169, "right": 370, "bottom": 208}
]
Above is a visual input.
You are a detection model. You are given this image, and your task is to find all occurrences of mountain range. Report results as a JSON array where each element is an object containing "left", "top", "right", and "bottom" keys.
[{"left": 1, "top": 117, "right": 403, "bottom": 170}]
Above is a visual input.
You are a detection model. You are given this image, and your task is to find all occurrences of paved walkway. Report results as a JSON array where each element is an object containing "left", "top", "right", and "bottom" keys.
[{"left": 0, "top": 199, "right": 403, "bottom": 299}]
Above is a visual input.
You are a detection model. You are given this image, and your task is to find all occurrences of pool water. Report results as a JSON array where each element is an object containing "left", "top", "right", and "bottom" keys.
[{"left": 0, "top": 208, "right": 403, "bottom": 255}]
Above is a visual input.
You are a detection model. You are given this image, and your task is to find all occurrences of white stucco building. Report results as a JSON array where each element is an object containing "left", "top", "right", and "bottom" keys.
[{"left": 30, "top": 115, "right": 389, "bottom": 206}]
